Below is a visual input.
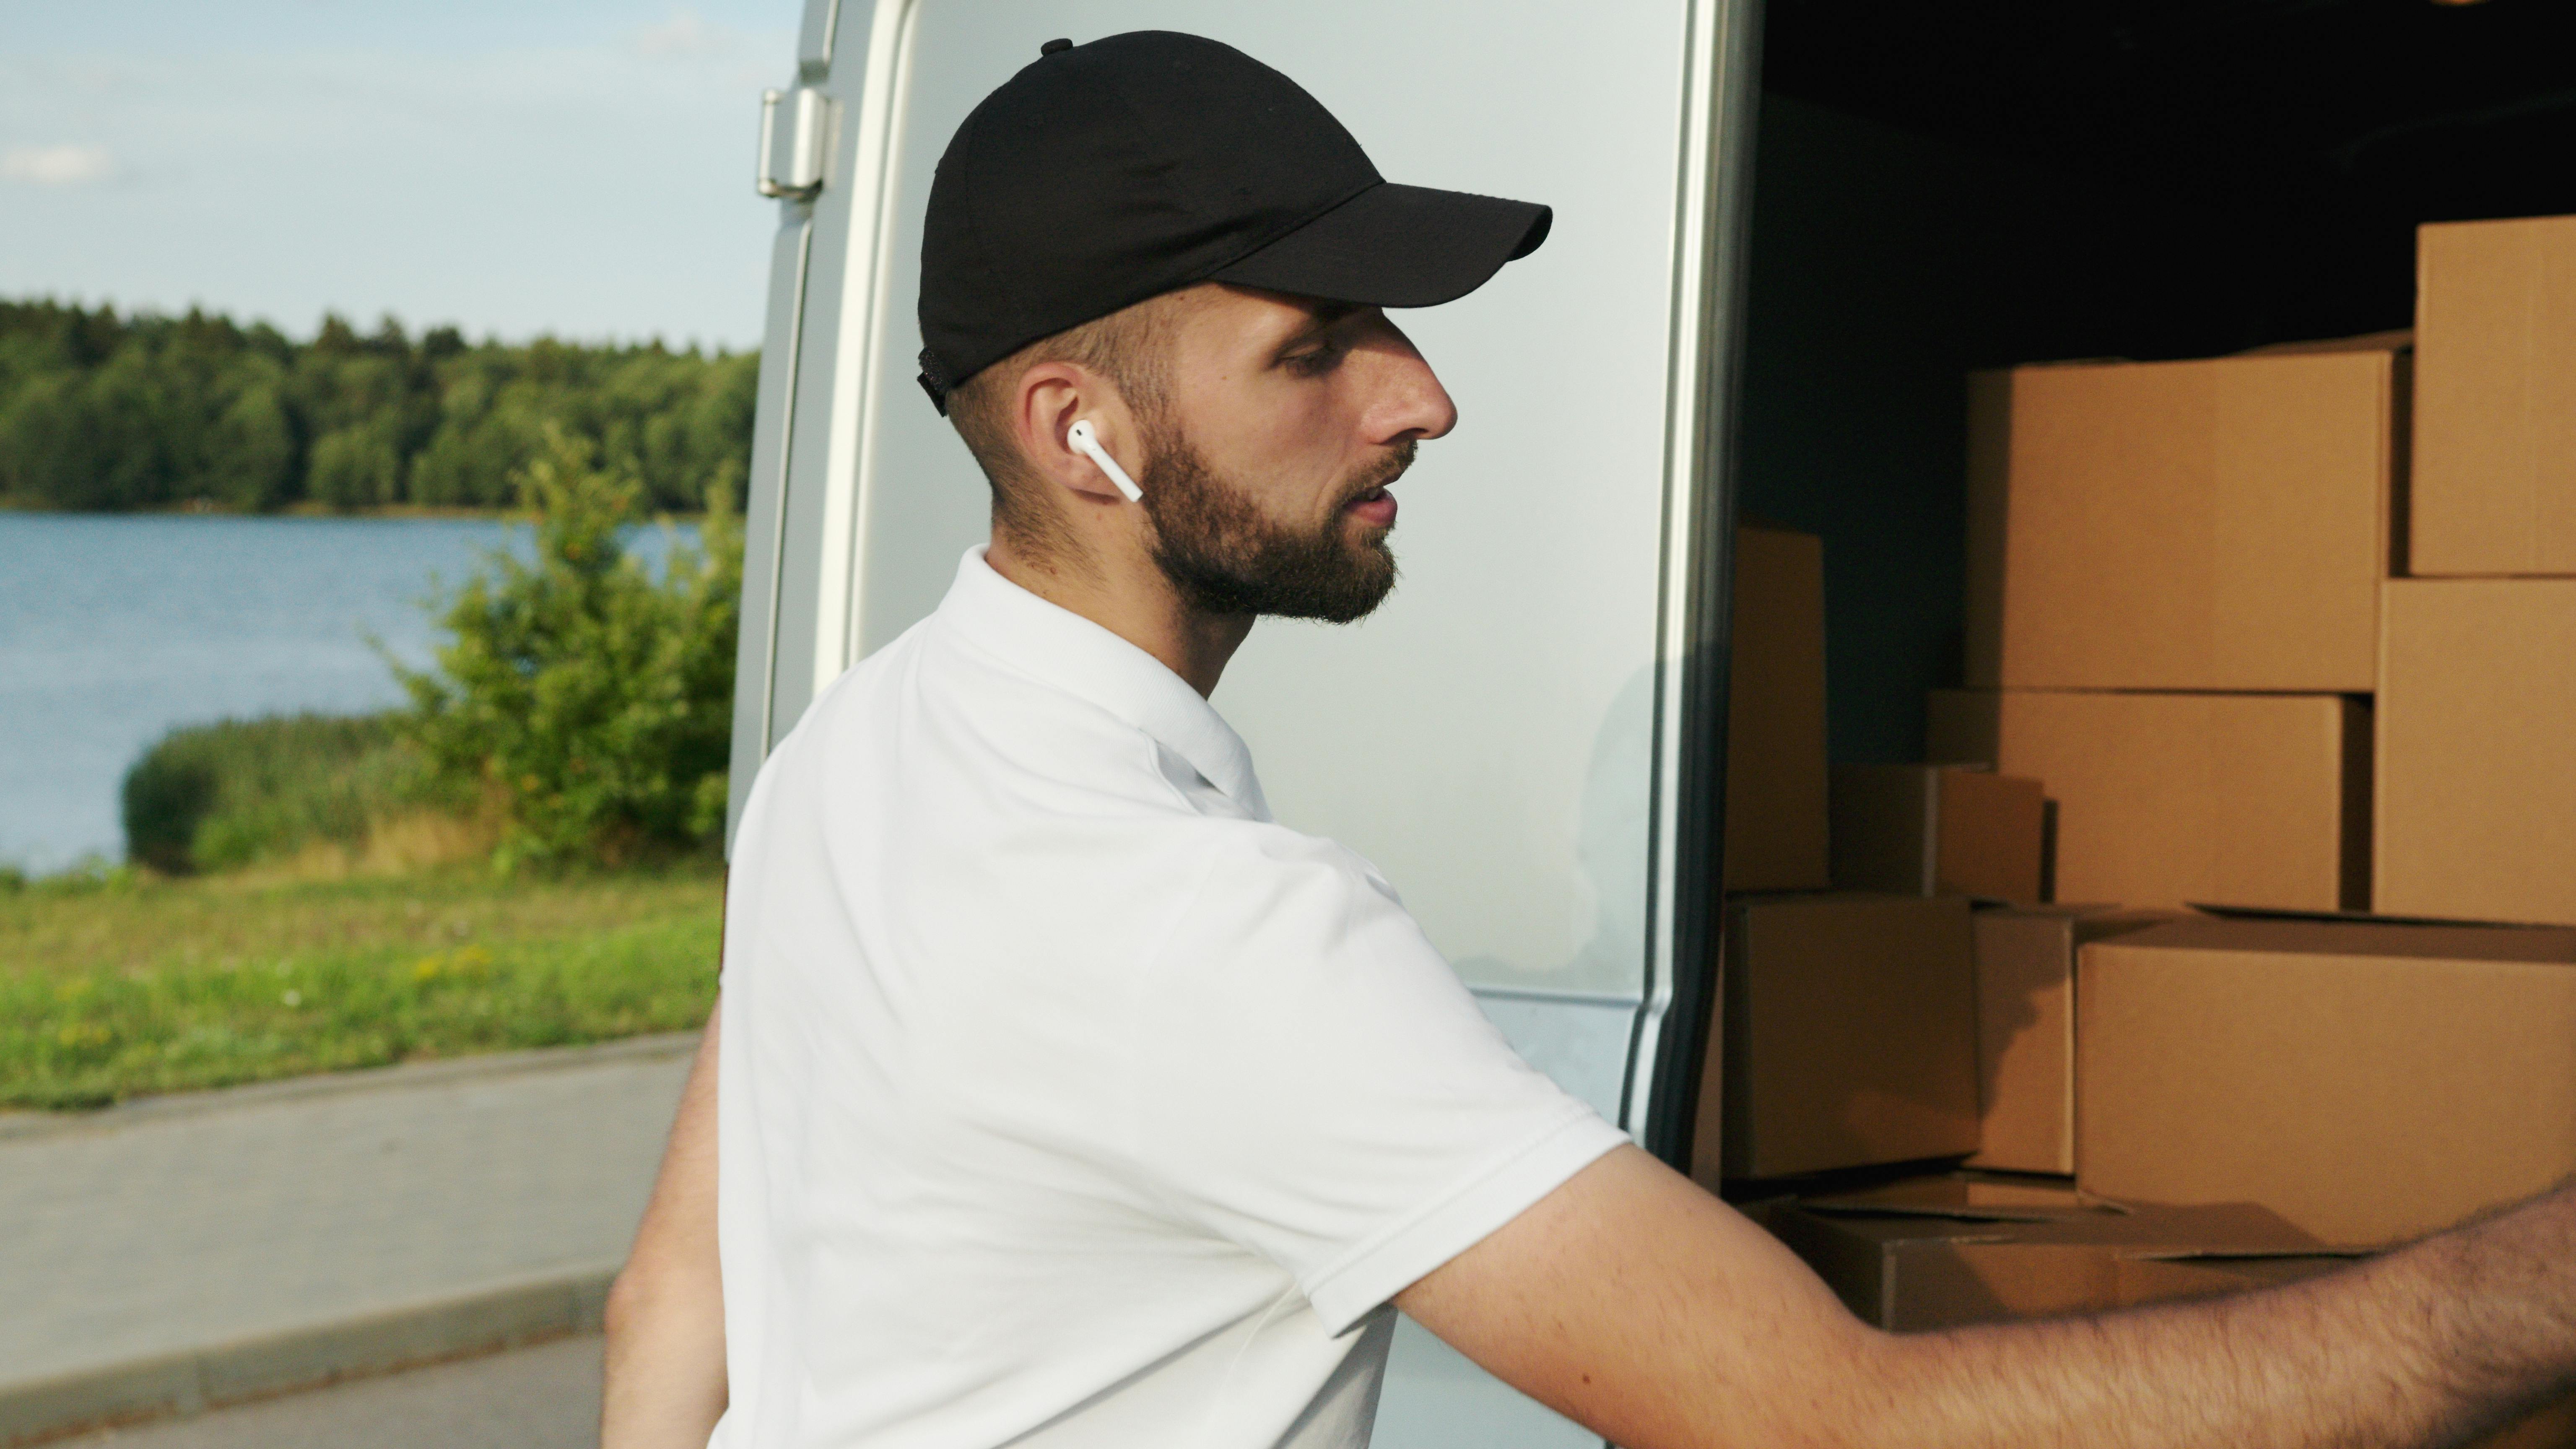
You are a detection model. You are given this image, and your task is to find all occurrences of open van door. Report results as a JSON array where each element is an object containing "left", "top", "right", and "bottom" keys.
[{"left": 728, "top": 3, "right": 1760, "bottom": 1441}]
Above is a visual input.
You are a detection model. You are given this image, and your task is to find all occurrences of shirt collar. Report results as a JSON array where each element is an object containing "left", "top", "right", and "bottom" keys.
[{"left": 933, "top": 546, "right": 1271, "bottom": 819}]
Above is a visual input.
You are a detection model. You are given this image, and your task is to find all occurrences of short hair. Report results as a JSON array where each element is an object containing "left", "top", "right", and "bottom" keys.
[
  {"left": 943, "top": 290, "right": 1190, "bottom": 549},
  {"left": 943, "top": 291, "right": 1191, "bottom": 557}
]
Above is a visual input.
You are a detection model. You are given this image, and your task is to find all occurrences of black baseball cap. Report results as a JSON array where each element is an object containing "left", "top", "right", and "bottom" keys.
[{"left": 916, "top": 31, "right": 1551, "bottom": 414}]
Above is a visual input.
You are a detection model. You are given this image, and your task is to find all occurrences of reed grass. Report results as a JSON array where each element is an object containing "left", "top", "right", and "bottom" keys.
[{"left": 119, "top": 712, "right": 470, "bottom": 875}]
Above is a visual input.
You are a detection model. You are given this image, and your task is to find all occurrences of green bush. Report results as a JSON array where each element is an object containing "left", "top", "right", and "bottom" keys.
[
  {"left": 392, "top": 425, "right": 741, "bottom": 871},
  {"left": 120, "top": 713, "right": 430, "bottom": 874}
]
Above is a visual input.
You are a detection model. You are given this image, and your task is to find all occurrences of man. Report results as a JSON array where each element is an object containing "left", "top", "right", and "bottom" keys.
[{"left": 604, "top": 30, "right": 2576, "bottom": 1449}]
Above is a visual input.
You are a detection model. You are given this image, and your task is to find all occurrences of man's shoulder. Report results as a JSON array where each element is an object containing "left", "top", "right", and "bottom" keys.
[
  {"left": 775, "top": 615, "right": 1239, "bottom": 826},
  {"left": 797, "top": 610, "right": 1132, "bottom": 750},
  {"left": 1159, "top": 818, "right": 1409, "bottom": 937}
]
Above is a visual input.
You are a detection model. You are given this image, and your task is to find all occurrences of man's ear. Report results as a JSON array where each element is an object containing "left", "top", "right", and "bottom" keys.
[{"left": 1015, "top": 362, "right": 1137, "bottom": 506}]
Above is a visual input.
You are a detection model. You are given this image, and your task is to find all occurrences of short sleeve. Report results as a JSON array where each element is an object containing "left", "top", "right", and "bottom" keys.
[{"left": 1125, "top": 827, "right": 1630, "bottom": 1334}]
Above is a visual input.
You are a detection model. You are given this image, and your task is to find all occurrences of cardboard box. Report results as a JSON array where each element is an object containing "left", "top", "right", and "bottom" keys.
[
  {"left": 1966, "top": 336, "right": 2404, "bottom": 692},
  {"left": 1767, "top": 1189, "right": 2351, "bottom": 1332},
  {"left": 2413, "top": 214, "right": 2576, "bottom": 576},
  {"left": 1927, "top": 689, "right": 2369, "bottom": 912},
  {"left": 2378, "top": 579, "right": 2576, "bottom": 926},
  {"left": 1767, "top": 1174, "right": 2576, "bottom": 1447},
  {"left": 1831, "top": 764, "right": 2045, "bottom": 903},
  {"left": 1967, "top": 905, "right": 2174, "bottom": 1175},
  {"left": 2077, "top": 916, "right": 2576, "bottom": 1246},
  {"left": 1716, "top": 893, "right": 1979, "bottom": 1179},
  {"left": 1726, "top": 525, "right": 1830, "bottom": 891}
]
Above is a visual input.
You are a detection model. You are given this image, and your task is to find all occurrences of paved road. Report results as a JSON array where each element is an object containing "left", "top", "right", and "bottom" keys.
[
  {"left": 0, "top": 1035, "right": 695, "bottom": 1441},
  {"left": 55, "top": 1337, "right": 604, "bottom": 1449}
]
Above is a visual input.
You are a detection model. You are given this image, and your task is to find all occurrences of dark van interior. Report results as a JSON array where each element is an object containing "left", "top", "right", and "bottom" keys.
[{"left": 1737, "top": 0, "right": 2576, "bottom": 762}]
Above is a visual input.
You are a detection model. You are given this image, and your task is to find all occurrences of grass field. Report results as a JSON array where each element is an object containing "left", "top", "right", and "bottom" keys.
[{"left": 0, "top": 863, "right": 722, "bottom": 1111}]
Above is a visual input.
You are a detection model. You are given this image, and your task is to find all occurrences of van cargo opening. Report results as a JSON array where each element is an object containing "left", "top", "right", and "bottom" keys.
[{"left": 1742, "top": 0, "right": 2576, "bottom": 766}]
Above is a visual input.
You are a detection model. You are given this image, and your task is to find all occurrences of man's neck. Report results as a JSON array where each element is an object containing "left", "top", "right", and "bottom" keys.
[{"left": 985, "top": 534, "right": 1254, "bottom": 699}]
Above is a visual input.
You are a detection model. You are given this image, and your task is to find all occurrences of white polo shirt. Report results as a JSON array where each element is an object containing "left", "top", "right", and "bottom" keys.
[{"left": 711, "top": 546, "right": 1626, "bottom": 1449}]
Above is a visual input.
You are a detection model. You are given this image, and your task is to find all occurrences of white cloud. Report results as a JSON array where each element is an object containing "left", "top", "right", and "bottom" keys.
[
  {"left": 632, "top": 7, "right": 730, "bottom": 58},
  {"left": 2, "top": 142, "right": 124, "bottom": 186}
]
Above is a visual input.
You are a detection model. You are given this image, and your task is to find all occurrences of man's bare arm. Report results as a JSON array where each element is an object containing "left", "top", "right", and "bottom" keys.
[
  {"left": 1399, "top": 1144, "right": 2576, "bottom": 1449},
  {"left": 602, "top": 998, "right": 726, "bottom": 1449}
]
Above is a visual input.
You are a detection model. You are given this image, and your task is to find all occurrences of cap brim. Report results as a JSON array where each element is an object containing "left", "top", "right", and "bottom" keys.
[{"left": 1207, "top": 182, "right": 1551, "bottom": 309}]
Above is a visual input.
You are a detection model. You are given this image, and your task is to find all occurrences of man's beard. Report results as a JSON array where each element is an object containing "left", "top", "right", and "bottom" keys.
[{"left": 1139, "top": 431, "right": 1410, "bottom": 624}]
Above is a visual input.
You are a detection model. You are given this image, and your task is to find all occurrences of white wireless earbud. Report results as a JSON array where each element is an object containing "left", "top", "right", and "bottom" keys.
[{"left": 1066, "top": 419, "right": 1144, "bottom": 503}]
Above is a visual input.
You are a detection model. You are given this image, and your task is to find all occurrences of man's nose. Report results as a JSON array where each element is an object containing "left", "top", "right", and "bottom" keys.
[{"left": 1372, "top": 348, "right": 1458, "bottom": 444}]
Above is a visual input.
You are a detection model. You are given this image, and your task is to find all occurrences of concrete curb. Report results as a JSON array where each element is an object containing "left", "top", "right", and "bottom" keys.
[
  {"left": 0, "top": 1262, "right": 621, "bottom": 1447},
  {"left": 0, "top": 1031, "right": 699, "bottom": 1142}
]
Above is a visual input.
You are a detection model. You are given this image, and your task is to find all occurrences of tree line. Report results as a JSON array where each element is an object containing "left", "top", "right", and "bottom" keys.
[{"left": 0, "top": 299, "right": 758, "bottom": 514}]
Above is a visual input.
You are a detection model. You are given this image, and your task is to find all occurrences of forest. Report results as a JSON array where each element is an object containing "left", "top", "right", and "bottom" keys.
[{"left": 0, "top": 299, "right": 758, "bottom": 514}]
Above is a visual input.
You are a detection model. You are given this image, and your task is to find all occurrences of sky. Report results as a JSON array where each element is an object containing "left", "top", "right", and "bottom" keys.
[{"left": 1, "top": 0, "right": 804, "bottom": 350}]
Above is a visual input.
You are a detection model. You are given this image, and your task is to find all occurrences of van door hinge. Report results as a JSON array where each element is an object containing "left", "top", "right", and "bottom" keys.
[{"left": 756, "top": 87, "right": 834, "bottom": 200}]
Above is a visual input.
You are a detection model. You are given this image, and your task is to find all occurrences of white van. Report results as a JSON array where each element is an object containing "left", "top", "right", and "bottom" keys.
[
  {"left": 724, "top": 0, "right": 2566, "bottom": 1441},
  {"left": 729, "top": 5, "right": 1749, "bottom": 1440}
]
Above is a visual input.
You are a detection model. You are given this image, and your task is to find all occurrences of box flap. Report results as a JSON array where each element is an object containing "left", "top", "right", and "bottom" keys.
[
  {"left": 2100, "top": 915, "right": 2576, "bottom": 966},
  {"left": 2005, "top": 1200, "right": 2325, "bottom": 1255},
  {"left": 2003, "top": 330, "right": 2410, "bottom": 371},
  {"left": 2190, "top": 901, "right": 2569, "bottom": 931},
  {"left": 1975, "top": 901, "right": 2124, "bottom": 920},
  {"left": 2126, "top": 1246, "right": 2370, "bottom": 1264},
  {"left": 1768, "top": 1202, "right": 2024, "bottom": 1252},
  {"left": 2233, "top": 329, "right": 2413, "bottom": 357},
  {"left": 1801, "top": 1176, "right": 2119, "bottom": 1223}
]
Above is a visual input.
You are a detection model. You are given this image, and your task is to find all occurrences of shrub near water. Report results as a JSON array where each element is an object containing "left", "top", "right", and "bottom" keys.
[
  {"left": 112, "top": 427, "right": 744, "bottom": 877},
  {"left": 119, "top": 712, "right": 436, "bottom": 874},
  {"left": 391, "top": 425, "right": 742, "bottom": 871}
]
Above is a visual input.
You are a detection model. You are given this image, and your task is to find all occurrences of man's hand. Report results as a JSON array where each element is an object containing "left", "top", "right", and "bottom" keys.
[
  {"left": 1398, "top": 1144, "right": 2576, "bottom": 1449},
  {"left": 602, "top": 998, "right": 726, "bottom": 1449}
]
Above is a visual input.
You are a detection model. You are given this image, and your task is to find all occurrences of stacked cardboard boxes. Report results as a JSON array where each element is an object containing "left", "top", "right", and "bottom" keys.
[
  {"left": 1744, "top": 306, "right": 2498, "bottom": 1187},
  {"left": 1927, "top": 689, "right": 2368, "bottom": 912},
  {"left": 1718, "top": 216, "right": 2576, "bottom": 1432},
  {"left": 1947, "top": 333, "right": 2402, "bottom": 912},
  {"left": 1962, "top": 904, "right": 2170, "bottom": 1176},
  {"left": 1706, "top": 527, "right": 2096, "bottom": 1189},
  {"left": 1824, "top": 761, "right": 2087, "bottom": 1179},
  {"left": 1708, "top": 522, "right": 2140, "bottom": 1188},
  {"left": 1702, "top": 524, "right": 1994, "bottom": 1184},
  {"left": 2380, "top": 213, "right": 2576, "bottom": 929}
]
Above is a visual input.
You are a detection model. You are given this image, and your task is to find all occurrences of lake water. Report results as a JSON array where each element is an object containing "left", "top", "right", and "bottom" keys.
[{"left": 0, "top": 513, "right": 696, "bottom": 872}]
